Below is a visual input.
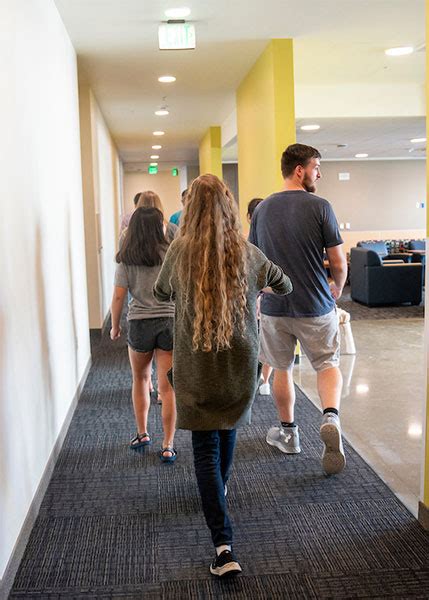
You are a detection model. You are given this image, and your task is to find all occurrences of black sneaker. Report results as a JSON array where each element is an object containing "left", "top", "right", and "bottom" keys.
[{"left": 209, "top": 550, "right": 242, "bottom": 577}]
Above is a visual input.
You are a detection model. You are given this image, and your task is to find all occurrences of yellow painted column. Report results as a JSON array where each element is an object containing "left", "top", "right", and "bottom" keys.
[
  {"left": 236, "top": 39, "right": 296, "bottom": 230},
  {"left": 199, "top": 126, "right": 222, "bottom": 178},
  {"left": 419, "top": 0, "right": 429, "bottom": 530}
]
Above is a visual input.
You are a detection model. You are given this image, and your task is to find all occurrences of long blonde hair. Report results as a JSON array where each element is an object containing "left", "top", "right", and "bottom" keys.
[
  {"left": 137, "top": 190, "right": 164, "bottom": 216},
  {"left": 176, "top": 174, "right": 248, "bottom": 352}
]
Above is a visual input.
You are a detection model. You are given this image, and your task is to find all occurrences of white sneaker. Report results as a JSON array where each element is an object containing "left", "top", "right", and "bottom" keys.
[
  {"left": 266, "top": 426, "right": 301, "bottom": 454},
  {"left": 259, "top": 382, "right": 271, "bottom": 395},
  {"left": 320, "top": 413, "right": 346, "bottom": 475}
]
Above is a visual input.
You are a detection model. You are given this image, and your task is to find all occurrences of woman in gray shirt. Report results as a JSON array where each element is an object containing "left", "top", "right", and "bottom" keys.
[
  {"left": 111, "top": 207, "right": 177, "bottom": 463},
  {"left": 154, "top": 175, "right": 292, "bottom": 576}
]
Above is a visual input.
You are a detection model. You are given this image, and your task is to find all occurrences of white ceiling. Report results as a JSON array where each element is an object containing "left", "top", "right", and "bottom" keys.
[
  {"left": 222, "top": 116, "right": 427, "bottom": 162},
  {"left": 54, "top": 0, "right": 425, "bottom": 165}
]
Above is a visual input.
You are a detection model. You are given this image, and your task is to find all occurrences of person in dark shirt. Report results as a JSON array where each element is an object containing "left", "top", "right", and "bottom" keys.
[
  {"left": 249, "top": 143, "right": 348, "bottom": 475},
  {"left": 246, "top": 197, "right": 263, "bottom": 223}
]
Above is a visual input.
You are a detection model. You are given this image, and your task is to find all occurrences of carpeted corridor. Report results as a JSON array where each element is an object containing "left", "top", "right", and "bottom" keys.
[{"left": 9, "top": 326, "right": 429, "bottom": 599}]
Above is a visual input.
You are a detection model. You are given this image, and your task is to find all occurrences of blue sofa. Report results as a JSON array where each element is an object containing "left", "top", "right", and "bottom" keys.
[
  {"left": 357, "top": 241, "right": 412, "bottom": 263},
  {"left": 350, "top": 247, "right": 422, "bottom": 306}
]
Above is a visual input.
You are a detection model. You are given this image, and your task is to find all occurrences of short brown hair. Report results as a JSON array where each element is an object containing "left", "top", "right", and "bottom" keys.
[{"left": 281, "top": 143, "right": 321, "bottom": 178}]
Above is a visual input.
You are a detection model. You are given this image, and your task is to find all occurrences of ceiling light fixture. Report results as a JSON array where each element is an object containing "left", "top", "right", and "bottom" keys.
[
  {"left": 164, "top": 7, "right": 191, "bottom": 19},
  {"left": 155, "top": 109, "right": 169, "bottom": 116},
  {"left": 152, "top": 145, "right": 162, "bottom": 150},
  {"left": 158, "top": 75, "right": 176, "bottom": 83},
  {"left": 385, "top": 46, "right": 414, "bottom": 56},
  {"left": 410, "top": 137, "right": 426, "bottom": 143},
  {"left": 150, "top": 155, "right": 160, "bottom": 159},
  {"left": 300, "top": 124, "right": 320, "bottom": 131},
  {"left": 355, "top": 153, "right": 369, "bottom": 158},
  {"left": 153, "top": 131, "right": 165, "bottom": 136}
]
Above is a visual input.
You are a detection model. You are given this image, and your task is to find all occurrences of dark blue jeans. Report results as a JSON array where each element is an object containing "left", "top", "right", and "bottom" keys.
[{"left": 191, "top": 429, "right": 237, "bottom": 547}]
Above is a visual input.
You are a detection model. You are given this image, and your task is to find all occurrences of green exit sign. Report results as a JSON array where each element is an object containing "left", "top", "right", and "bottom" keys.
[
  {"left": 171, "top": 168, "right": 178, "bottom": 177},
  {"left": 158, "top": 23, "right": 196, "bottom": 50},
  {"left": 148, "top": 165, "right": 158, "bottom": 175}
]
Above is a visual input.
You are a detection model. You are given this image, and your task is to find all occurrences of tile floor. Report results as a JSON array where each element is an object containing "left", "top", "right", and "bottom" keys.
[{"left": 294, "top": 317, "right": 425, "bottom": 516}]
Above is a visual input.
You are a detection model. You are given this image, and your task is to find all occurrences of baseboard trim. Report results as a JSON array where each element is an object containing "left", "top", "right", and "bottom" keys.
[
  {"left": 0, "top": 356, "right": 92, "bottom": 600},
  {"left": 418, "top": 501, "right": 429, "bottom": 530}
]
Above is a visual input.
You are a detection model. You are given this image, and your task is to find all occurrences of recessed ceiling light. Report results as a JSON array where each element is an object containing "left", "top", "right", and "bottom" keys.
[
  {"left": 410, "top": 137, "right": 426, "bottom": 143},
  {"left": 300, "top": 124, "right": 320, "bottom": 131},
  {"left": 355, "top": 153, "right": 368, "bottom": 158},
  {"left": 155, "top": 109, "right": 169, "bottom": 116},
  {"left": 385, "top": 46, "right": 414, "bottom": 56},
  {"left": 152, "top": 145, "right": 162, "bottom": 150},
  {"left": 153, "top": 131, "right": 165, "bottom": 136},
  {"left": 164, "top": 7, "right": 191, "bottom": 19},
  {"left": 150, "top": 162, "right": 158, "bottom": 166},
  {"left": 150, "top": 155, "right": 160, "bottom": 159},
  {"left": 158, "top": 75, "right": 176, "bottom": 83}
]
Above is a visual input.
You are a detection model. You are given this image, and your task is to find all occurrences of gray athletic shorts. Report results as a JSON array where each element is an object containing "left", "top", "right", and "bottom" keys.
[{"left": 259, "top": 308, "right": 340, "bottom": 372}]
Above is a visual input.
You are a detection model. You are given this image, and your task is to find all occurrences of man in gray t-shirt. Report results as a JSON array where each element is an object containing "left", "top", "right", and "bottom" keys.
[{"left": 249, "top": 143, "right": 348, "bottom": 475}]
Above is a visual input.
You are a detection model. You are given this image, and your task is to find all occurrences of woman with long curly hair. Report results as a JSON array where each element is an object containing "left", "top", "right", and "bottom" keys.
[
  {"left": 154, "top": 174, "right": 292, "bottom": 576},
  {"left": 111, "top": 207, "right": 177, "bottom": 462}
]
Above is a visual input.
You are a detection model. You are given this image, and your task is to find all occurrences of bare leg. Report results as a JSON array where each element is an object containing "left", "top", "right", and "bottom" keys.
[
  {"left": 154, "top": 349, "right": 176, "bottom": 456},
  {"left": 272, "top": 367, "right": 295, "bottom": 423},
  {"left": 262, "top": 364, "right": 273, "bottom": 384},
  {"left": 317, "top": 366, "right": 342, "bottom": 411},
  {"left": 128, "top": 348, "right": 153, "bottom": 436}
]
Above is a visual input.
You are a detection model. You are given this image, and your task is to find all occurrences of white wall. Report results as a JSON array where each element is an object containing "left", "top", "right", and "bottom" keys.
[
  {"left": 91, "top": 96, "right": 122, "bottom": 319},
  {"left": 79, "top": 83, "right": 122, "bottom": 327},
  {"left": 123, "top": 171, "right": 182, "bottom": 220},
  {"left": 317, "top": 159, "right": 426, "bottom": 231},
  {"left": 0, "top": 0, "right": 90, "bottom": 581}
]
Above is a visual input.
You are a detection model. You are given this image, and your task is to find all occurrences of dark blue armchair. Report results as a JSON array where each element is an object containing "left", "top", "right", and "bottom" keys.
[{"left": 350, "top": 247, "right": 422, "bottom": 306}]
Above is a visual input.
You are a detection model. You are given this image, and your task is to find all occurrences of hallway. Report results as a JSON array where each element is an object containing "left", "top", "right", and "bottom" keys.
[
  {"left": 2, "top": 1, "right": 429, "bottom": 597},
  {"left": 9, "top": 326, "right": 429, "bottom": 598}
]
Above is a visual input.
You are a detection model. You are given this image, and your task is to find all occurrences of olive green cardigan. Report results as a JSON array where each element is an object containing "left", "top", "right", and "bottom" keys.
[{"left": 154, "top": 240, "right": 292, "bottom": 430}]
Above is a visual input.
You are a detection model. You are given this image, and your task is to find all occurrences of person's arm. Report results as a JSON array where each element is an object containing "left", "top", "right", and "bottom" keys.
[
  {"left": 110, "top": 286, "right": 127, "bottom": 340},
  {"left": 254, "top": 244, "right": 293, "bottom": 295},
  {"left": 326, "top": 244, "right": 347, "bottom": 300},
  {"left": 153, "top": 242, "right": 176, "bottom": 302},
  {"left": 262, "top": 260, "right": 293, "bottom": 295}
]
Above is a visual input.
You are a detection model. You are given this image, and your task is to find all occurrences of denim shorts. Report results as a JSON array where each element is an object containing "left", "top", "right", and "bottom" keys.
[{"left": 127, "top": 317, "right": 174, "bottom": 353}]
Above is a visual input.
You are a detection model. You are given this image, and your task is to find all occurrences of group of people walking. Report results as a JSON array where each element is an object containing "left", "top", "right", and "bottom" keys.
[{"left": 110, "top": 143, "right": 348, "bottom": 577}]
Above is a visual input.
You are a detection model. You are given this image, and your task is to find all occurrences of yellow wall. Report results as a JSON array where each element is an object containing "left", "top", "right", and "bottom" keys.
[
  {"left": 199, "top": 126, "right": 222, "bottom": 177},
  {"left": 236, "top": 39, "right": 296, "bottom": 228}
]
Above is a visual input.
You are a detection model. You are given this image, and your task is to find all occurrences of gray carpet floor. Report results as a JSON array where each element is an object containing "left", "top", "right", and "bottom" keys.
[
  {"left": 9, "top": 325, "right": 429, "bottom": 599},
  {"left": 337, "top": 288, "right": 424, "bottom": 320}
]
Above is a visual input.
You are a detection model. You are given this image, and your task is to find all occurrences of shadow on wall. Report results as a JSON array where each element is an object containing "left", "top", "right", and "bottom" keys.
[
  {"left": 34, "top": 223, "right": 55, "bottom": 452},
  {"left": 66, "top": 205, "right": 79, "bottom": 386}
]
